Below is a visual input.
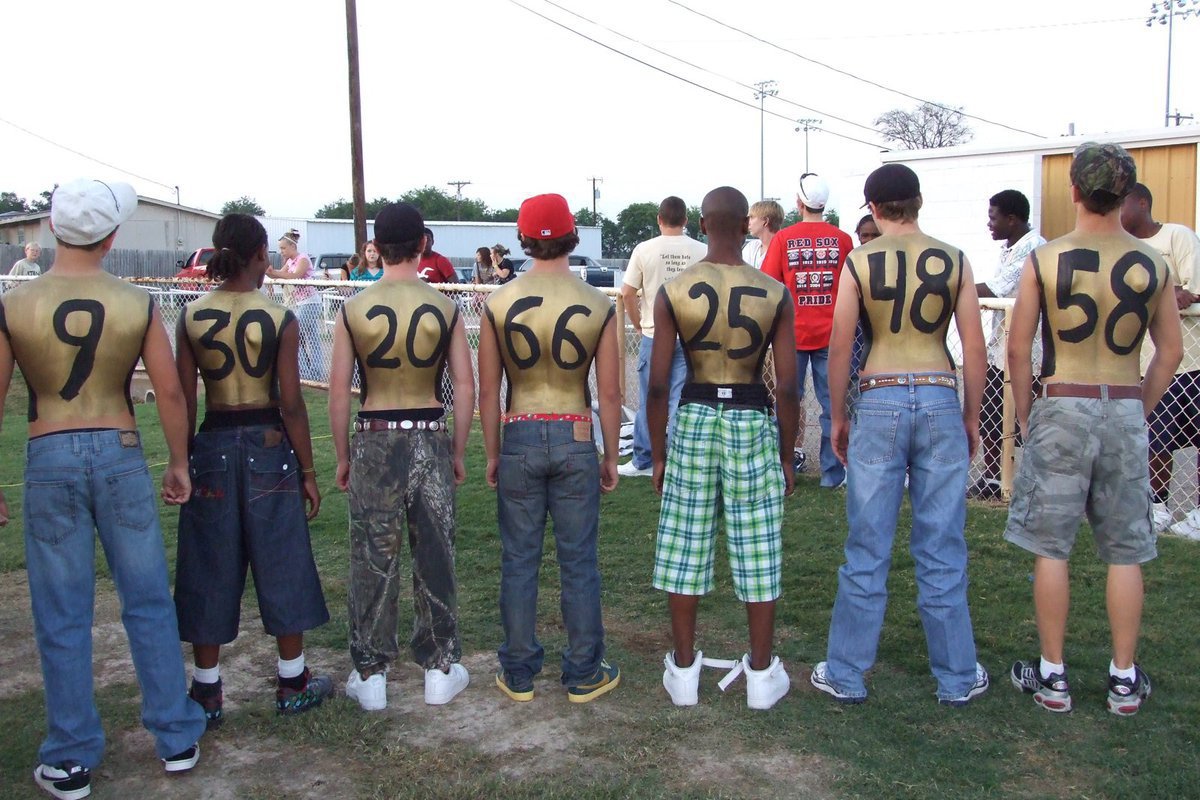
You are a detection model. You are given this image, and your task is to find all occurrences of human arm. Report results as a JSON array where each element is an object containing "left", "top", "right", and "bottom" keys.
[
  {"left": 1172, "top": 227, "right": 1200, "bottom": 307},
  {"left": 267, "top": 255, "right": 310, "bottom": 280},
  {"left": 620, "top": 283, "right": 642, "bottom": 332},
  {"left": 828, "top": 265, "right": 859, "bottom": 466},
  {"left": 174, "top": 312, "right": 200, "bottom": 444},
  {"left": 975, "top": 282, "right": 996, "bottom": 299},
  {"left": 0, "top": 327, "right": 13, "bottom": 524},
  {"left": 142, "top": 307, "right": 192, "bottom": 505},
  {"left": 955, "top": 260, "right": 987, "bottom": 460},
  {"left": 594, "top": 316, "right": 621, "bottom": 493},
  {"left": 771, "top": 302, "right": 799, "bottom": 495},
  {"left": 277, "top": 317, "right": 320, "bottom": 518},
  {"left": 448, "top": 315, "right": 475, "bottom": 485},
  {"left": 478, "top": 311, "right": 503, "bottom": 489},
  {"left": 495, "top": 259, "right": 513, "bottom": 282},
  {"left": 1144, "top": 272, "right": 1183, "bottom": 415},
  {"left": 329, "top": 311, "right": 355, "bottom": 492},
  {"left": 647, "top": 291, "right": 676, "bottom": 495},
  {"left": 621, "top": 245, "right": 645, "bottom": 332},
  {"left": 1006, "top": 257, "right": 1040, "bottom": 437}
]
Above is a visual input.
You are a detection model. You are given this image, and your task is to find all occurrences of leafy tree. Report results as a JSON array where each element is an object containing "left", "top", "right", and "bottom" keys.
[
  {"left": 315, "top": 196, "right": 398, "bottom": 219},
  {"left": 29, "top": 190, "right": 53, "bottom": 212},
  {"left": 782, "top": 209, "right": 801, "bottom": 227},
  {"left": 484, "top": 208, "right": 518, "bottom": 223},
  {"left": 685, "top": 205, "right": 703, "bottom": 242},
  {"left": 601, "top": 218, "right": 621, "bottom": 259},
  {"left": 574, "top": 207, "right": 601, "bottom": 227},
  {"left": 220, "top": 195, "right": 266, "bottom": 215},
  {"left": 0, "top": 192, "right": 29, "bottom": 214},
  {"left": 824, "top": 208, "right": 840, "bottom": 228},
  {"left": 613, "top": 202, "right": 660, "bottom": 258},
  {"left": 875, "top": 102, "right": 973, "bottom": 149}
]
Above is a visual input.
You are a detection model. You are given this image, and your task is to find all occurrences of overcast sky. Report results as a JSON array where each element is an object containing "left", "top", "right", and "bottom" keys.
[{"left": 4, "top": 0, "right": 1197, "bottom": 221}]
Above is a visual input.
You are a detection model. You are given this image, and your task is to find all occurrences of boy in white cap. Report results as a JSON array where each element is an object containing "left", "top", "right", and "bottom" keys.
[
  {"left": 0, "top": 179, "right": 207, "bottom": 799},
  {"left": 761, "top": 173, "right": 854, "bottom": 487}
]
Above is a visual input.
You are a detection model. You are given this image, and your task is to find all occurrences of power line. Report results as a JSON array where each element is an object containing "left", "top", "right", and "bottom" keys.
[
  {"left": 537, "top": 0, "right": 882, "bottom": 137},
  {"left": 754, "top": 15, "right": 1145, "bottom": 41},
  {"left": 0, "top": 115, "right": 177, "bottom": 192},
  {"left": 504, "top": 0, "right": 886, "bottom": 150},
  {"left": 666, "top": 0, "right": 1048, "bottom": 139}
]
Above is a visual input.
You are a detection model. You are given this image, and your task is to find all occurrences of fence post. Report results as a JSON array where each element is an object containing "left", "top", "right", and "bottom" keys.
[
  {"left": 999, "top": 304, "right": 1017, "bottom": 499},
  {"left": 615, "top": 292, "right": 627, "bottom": 400}
]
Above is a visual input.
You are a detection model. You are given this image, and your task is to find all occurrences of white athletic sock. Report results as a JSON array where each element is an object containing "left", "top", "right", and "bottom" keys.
[
  {"left": 193, "top": 664, "right": 220, "bottom": 684},
  {"left": 1039, "top": 657, "right": 1065, "bottom": 680},
  {"left": 1109, "top": 660, "right": 1137, "bottom": 681},
  {"left": 278, "top": 653, "right": 306, "bottom": 679}
]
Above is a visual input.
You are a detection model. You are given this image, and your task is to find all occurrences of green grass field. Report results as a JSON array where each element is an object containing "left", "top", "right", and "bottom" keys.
[{"left": 0, "top": 384, "right": 1197, "bottom": 799}]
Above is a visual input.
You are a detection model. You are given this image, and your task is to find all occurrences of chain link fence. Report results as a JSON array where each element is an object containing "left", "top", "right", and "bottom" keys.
[{"left": 2, "top": 275, "right": 1197, "bottom": 511}]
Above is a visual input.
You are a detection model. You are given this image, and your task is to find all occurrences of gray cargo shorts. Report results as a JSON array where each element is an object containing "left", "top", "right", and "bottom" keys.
[{"left": 1004, "top": 397, "right": 1157, "bottom": 565}]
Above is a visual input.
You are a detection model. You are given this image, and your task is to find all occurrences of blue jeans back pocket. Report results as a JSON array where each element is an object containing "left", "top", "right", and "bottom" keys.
[
  {"left": 927, "top": 408, "right": 968, "bottom": 464},
  {"left": 25, "top": 479, "right": 78, "bottom": 544},
  {"left": 247, "top": 446, "right": 300, "bottom": 521},
  {"left": 187, "top": 450, "right": 233, "bottom": 524},
  {"left": 850, "top": 409, "right": 898, "bottom": 465},
  {"left": 106, "top": 465, "right": 156, "bottom": 530}
]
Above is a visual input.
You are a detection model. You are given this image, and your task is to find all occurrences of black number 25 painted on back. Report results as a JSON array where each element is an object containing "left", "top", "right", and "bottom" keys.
[
  {"left": 684, "top": 282, "right": 768, "bottom": 359},
  {"left": 1054, "top": 248, "right": 1159, "bottom": 354},
  {"left": 503, "top": 296, "right": 593, "bottom": 370},
  {"left": 865, "top": 248, "right": 955, "bottom": 334},
  {"left": 193, "top": 308, "right": 278, "bottom": 379}
]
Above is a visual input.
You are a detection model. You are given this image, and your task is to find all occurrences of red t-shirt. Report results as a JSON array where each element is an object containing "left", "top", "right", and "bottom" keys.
[
  {"left": 418, "top": 252, "right": 457, "bottom": 283},
  {"left": 761, "top": 220, "right": 853, "bottom": 351}
]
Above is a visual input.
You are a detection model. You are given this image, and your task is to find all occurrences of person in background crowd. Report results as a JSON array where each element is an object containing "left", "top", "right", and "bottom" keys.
[
  {"left": 341, "top": 255, "right": 360, "bottom": 280},
  {"left": 491, "top": 243, "right": 516, "bottom": 283},
  {"left": 972, "top": 190, "right": 1046, "bottom": 500},
  {"left": 619, "top": 196, "right": 708, "bottom": 478},
  {"left": 351, "top": 240, "right": 384, "bottom": 282},
  {"left": 741, "top": 200, "right": 784, "bottom": 269},
  {"left": 1006, "top": 143, "right": 1180, "bottom": 717},
  {"left": 10, "top": 241, "right": 43, "bottom": 275},
  {"left": 479, "top": 193, "right": 623, "bottom": 704},
  {"left": 330, "top": 203, "right": 474, "bottom": 712},
  {"left": 811, "top": 163, "right": 989, "bottom": 707},
  {"left": 761, "top": 172, "right": 853, "bottom": 488},
  {"left": 1120, "top": 181, "right": 1200, "bottom": 538},
  {"left": 174, "top": 214, "right": 332, "bottom": 729},
  {"left": 0, "top": 179, "right": 207, "bottom": 799},
  {"left": 417, "top": 227, "right": 457, "bottom": 283},
  {"left": 854, "top": 214, "right": 880, "bottom": 245},
  {"left": 474, "top": 246, "right": 497, "bottom": 285},
  {"left": 266, "top": 229, "right": 323, "bottom": 381},
  {"left": 651, "top": 187, "right": 797, "bottom": 711}
]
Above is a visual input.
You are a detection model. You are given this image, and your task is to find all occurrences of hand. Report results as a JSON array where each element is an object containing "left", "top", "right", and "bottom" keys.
[
  {"left": 832, "top": 417, "right": 850, "bottom": 465},
  {"left": 0, "top": 488, "right": 8, "bottom": 526},
  {"left": 600, "top": 455, "right": 618, "bottom": 494},
  {"left": 1176, "top": 285, "right": 1197, "bottom": 310},
  {"left": 964, "top": 417, "right": 981, "bottom": 461},
  {"left": 453, "top": 455, "right": 467, "bottom": 486},
  {"left": 652, "top": 459, "right": 665, "bottom": 496},
  {"left": 301, "top": 473, "right": 322, "bottom": 519},
  {"left": 491, "top": 252, "right": 502, "bottom": 267},
  {"left": 486, "top": 457, "right": 499, "bottom": 490},
  {"left": 335, "top": 459, "right": 350, "bottom": 492},
  {"left": 781, "top": 459, "right": 795, "bottom": 497},
  {"left": 162, "top": 464, "right": 192, "bottom": 506}
]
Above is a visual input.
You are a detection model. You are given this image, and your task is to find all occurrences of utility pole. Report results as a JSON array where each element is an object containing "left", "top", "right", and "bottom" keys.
[
  {"left": 752, "top": 80, "right": 778, "bottom": 200},
  {"left": 1169, "top": 109, "right": 1195, "bottom": 126},
  {"left": 345, "top": 0, "right": 367, "bottom": 253},
  {"left": 447, "top": 180, "right": 471, "bottom": 220},
  {"left": 1147, "top": 0, "right": 1199, "bottom": 127},
  {"left": 795, "top": 119, "right": 821, "bottom": 173},
  {"left": 587, "top": 177, "right": 603, "bottom": 221}
]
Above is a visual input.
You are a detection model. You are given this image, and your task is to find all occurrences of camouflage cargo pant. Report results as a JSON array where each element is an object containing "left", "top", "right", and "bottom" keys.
[{"left": 348, "top": 428, "right": 462, "bottom": 672}]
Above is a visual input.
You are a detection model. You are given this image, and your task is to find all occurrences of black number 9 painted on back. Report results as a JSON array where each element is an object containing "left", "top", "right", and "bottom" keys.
[{"left": 52, "top": 299, "right": 105, "bottom": 401}]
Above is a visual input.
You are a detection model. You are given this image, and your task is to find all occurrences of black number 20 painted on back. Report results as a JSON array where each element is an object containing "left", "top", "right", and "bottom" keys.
[
  {"left": 502, "top": 296, "right": 593, "bottom": 370},
  {"left": 683, "top": 282, "right": 768, "bottom": 359},
  {"left": 364, "top": 303, "right": 449, "bottom": 369},
  {"left": 52, "top": 299, "right": 105, "bottom": 401},
  {"left": 193, "top": 308, "right": 278, "bottom": 380}
]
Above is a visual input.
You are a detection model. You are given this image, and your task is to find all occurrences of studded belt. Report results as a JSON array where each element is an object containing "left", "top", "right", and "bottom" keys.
[
  {"left": 354, "top": 418, "right": 445, "bottom": 432},
  {"left": 859, "top": 372, "right": 958, "bottom": 393}
]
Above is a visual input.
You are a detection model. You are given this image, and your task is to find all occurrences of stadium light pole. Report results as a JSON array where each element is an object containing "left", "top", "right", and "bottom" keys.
[
  {"left": 794, "top": 119, "right": 822, "bottom": 173},
  {"left": 753, "top": 80, "right": 778, "bottom": 200},
  {"left": 1147, "top": 0, "right": 1199, "bottom": 127}
]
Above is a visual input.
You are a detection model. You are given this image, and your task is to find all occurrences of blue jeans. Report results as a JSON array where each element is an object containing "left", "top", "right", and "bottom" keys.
[
  {"left": 23, "top": 430, "right": 206, "bottom": 768},
  {"left": 295, "top": 301, "right": 324, "bottom": 383},
  {"left": 496, "top": 421, "right": 605, "bottom": 687},
  {"left": 823, "top": 382, "right": 979, "bottom": 701},
  {"left": 797, "top": 348, "right": 845, "bottom": 487},
  {"left": 632, "top": 334, "right": 687, "bottom": 469}
]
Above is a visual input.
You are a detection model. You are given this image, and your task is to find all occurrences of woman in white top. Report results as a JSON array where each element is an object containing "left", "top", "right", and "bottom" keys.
[{"left": 267, "top": 229, "right": 324, "bottom": 381}]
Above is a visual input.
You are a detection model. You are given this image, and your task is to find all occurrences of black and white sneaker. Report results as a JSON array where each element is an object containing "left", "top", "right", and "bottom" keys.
[
  {"left": 1010, "top": 659, "right": 1072, "bottom": 712},
  {"left": 939, "top": 662, "right": 990, "bottom": 707},
  {"left": 33, "top": 762, "right": 90, "bottom": 799},
  {"left": 162, "top": 743, "right": 200, "bottom": 773},
  {"left": 793, "top": 449, "right": 808, "bottom": 473},
  {"left": 1107, "top": 665, "right": 1152, "bottom": 717},
  {"left": 809, "top": 661, "right": 865, "bottom": 704}
]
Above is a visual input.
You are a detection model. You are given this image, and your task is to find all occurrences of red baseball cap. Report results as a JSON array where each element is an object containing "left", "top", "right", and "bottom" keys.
[{"left": 517, "top": 193, "right": 575, "bottom": 240}]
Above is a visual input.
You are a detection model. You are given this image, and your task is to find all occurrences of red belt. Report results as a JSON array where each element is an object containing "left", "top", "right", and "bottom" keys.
[
  {"left": 503, "top": 413, "right": 590, "bottom": 424},
  {"left": 860, "top": 372, "right": 958, "bottom": 393},
  {"left": 1041, "top": 383, "right": 1142, "bottom": 400}
]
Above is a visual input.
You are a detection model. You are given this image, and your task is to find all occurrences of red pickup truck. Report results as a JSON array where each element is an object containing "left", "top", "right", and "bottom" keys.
[{"left": 175, "top": 248, "right": 215, "bottom": 281}]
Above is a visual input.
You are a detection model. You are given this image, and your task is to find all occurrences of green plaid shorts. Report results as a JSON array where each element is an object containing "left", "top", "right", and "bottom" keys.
[{"left": 653, "top": 402, "right": 784, "bottom": 603}]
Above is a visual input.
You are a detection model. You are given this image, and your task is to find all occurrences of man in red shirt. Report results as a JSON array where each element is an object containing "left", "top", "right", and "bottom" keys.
[
  {"left": 417, "top": 227, "right": 457, "bottom": 283},
  {"left": 761, "top": 172, "right": 854, "bottom": 488}
]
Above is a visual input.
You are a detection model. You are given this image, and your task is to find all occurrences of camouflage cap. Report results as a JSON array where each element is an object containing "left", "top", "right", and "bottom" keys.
[{"left": 1070, "top": 141, "right": 1137, "bottom": 199}]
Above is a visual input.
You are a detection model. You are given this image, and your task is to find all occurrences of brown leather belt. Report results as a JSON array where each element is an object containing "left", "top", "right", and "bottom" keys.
[
  {"left": 354, "top": 418, "right": 445, "bottom": 432},
  {"left": 859, "top": 373, "right": 958, "bottom": 393},
  {"left": 1041, "top": 383, "right": 1142, "bottom": 400}
]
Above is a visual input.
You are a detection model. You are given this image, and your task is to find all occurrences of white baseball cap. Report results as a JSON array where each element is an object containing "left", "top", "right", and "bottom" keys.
[
  {"left": 797, "top": 173, "right": 830, "bottom": 210},
  {"left": 50, "top": 179, "right": 138, "bottom": 246}
]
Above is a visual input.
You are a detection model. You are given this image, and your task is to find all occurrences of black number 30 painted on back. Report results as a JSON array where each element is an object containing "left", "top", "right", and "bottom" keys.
[
  {"left": 52, "top": 299, "right": 105, "bottom": 400},
  {"left": 193, "top": 308, "right": 278, "bottom": 380},
  {"left": 502, "top": 296, "right": 594, "bottom": 370}
]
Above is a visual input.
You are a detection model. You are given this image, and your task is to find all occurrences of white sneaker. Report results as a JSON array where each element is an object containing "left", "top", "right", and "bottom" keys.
[
  {"left": 1167, "top": 507, "right": 1200, "bottom": 541},
  {"left": 1152, "top": 501, "right": 1172, "bottom": 533},
  {"left": 425, "top": 663, "right": 469, "bottom": 705},
  {"left": 662, "top": 650, "right": 702, "bottom": 706},
  {"left": 743, "top": 654, "right": 789, "bottom": 710},
  {"left": 346, "top": 669, "right": 387, "bottom": 711},
  {"left": 617, "top": 461, "right": 652, "bottom": 477}
]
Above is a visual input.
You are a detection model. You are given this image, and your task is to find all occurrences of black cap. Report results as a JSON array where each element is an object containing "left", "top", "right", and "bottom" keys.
[
  {"left": 374, "top": 202, "right": 424, "bottom": 244},
  {"left": 863, "top": 164, "right": 921, "bottom": 207}
]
